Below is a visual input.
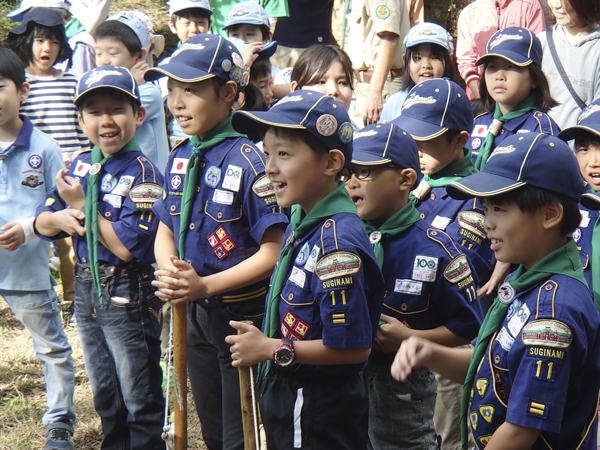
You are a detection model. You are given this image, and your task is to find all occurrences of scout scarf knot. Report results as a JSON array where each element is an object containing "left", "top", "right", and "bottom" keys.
[
  {"left": 85, "top": 138, "right": 140, "bottom": 304},
  {"left": 259, "top": 183, "right": 357, "bottom": 391},
  {"left": 460, "top": 238, "right": 587, "bottom": 449},
  {"left": 364, "top": 201, "right": 421, "bottom": 267},
  {"left": 178, "top": 115, "right": 244, "bottom": 260},
  {"left": 474, "top": 95, "right": 537, "bottom": 171}
]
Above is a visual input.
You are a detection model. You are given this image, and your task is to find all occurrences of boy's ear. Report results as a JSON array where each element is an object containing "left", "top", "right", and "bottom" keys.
[
  {"left": 138, "top": 48, "right": 149, "bottom": 62},
  {"left": 219, "top": 80, "right": 239, "bottom": 103},
  {"left": 168, "top": 19, "right": 177, "bottom": 34},
  {"left": 398, "top": 168, "right": 418, "bottom": 192},
  {"left": 456, "top": 131, "right": 470, "bottom": 149},
  {"left": 19, "top": 82, "right": 30, "bottom": 104},
  {"left": 324, "top": 149, "right": 345, "bottom": 176},
  {"left": 78, "top": 113, "right": 87, "bottom": 134},
  {"left": 136, "top": 105, "right": 147, "bottom": 127},
  {"left": 542, "top": 203, "right": 564, "bottom": 231},
  {"left": 290, "top": 81, "right": 299, "bottom": 92}
]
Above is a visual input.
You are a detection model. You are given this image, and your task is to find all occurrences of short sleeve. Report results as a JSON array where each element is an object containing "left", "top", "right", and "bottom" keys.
[{"left": 366, "top": 0, "right": 404, "bottom": 36}]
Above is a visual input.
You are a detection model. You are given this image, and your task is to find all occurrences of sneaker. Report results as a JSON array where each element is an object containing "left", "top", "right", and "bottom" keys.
[{"left": 44, "top": 422, "right": 74, "bottom": 450}]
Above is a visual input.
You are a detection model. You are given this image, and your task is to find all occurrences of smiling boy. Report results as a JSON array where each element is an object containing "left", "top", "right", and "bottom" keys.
[
  {"left": 392, "top": 133, "right": 600, "bottom": 450},
  {"left": 35, "top": 65, "right": 166, "bottom": 450},
  {"left": 226, "top": 90, "right": 385, "bottom": 449}
]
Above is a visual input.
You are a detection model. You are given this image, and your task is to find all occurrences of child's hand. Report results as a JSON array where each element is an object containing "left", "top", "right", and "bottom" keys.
[
  {"left": 391, "top": 335, "right": 433, "bottom": 382},
  {"left": 374, "top": 314, "right": 411, "bottom": 353},
  {"left": 130, "top": 60, "right": 149, "bottom": 85},
  {"left": 226, "top": 320, "right": 275, "bottom": 367},
  {"left": 56, "top": 169, "right": 85, "bottom": 210},
  {"left": 52, "top": 209, "right": 86, "bottom": 236},
  {"left": 240, "top": 42, "right": 262, "bottom": 68},
  {"left": 477, "top": 261, "right": 511, "bottom": 297},
  {"left": 152, "top": 255, "right": 208, "bottom": 304},
  {"left": 0, "top": 221, "right": 25, "bottom": 252}
]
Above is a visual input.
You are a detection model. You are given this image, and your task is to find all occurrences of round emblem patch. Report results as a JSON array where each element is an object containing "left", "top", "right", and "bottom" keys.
[
  {"left": 170, "top": 174, "right": 183, "bottom": 191},
  {"left": 28, "top": 154, "right": 42, "bottom": 169},
  {"left": 572, "top": 228, "right": 582, "bottom": 243},
  {"left": 230, "top": 66, "right": 243, "bottom": 83},
  {"left": 89, "top": 163, "right": 102, "bottom": 175},
  {"left": 498, "top": 282, "right": 515, "bottom": 304},
  {"left": 369, "top": 231, "right": 382, "bottom": 244},
  {"left": 100, "top": 173, "right": 117, "bottom": 193},
  {"left": 240, "top": 70, "right": 250, "bottom": 87},
  {"left": 221, "top": 59, "right": 232, "bottom": 73},
  {"left": 205, "top": 166, "right": 221, "bottom": 188},
  {"left": 232, "top": 53, "right": 244, "bottom": 69},
  {"left": 295, "top": 243, "right": 310, "bottom": 265},
  {"left": 316, "top": 114, "right": 338, "bottom": 137},
  {"left": 471, "top": 137, "right": 482, "bottom": 150},
  {"left": 376, "top": 5, "right": 391, "bottom": 19},
  {"left": 338, "top": 122, "right": 353, "bottom": 144}
]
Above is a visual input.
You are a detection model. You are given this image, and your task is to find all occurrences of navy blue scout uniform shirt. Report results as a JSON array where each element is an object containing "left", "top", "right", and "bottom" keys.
[
  {"left": 575, "top": 186, "right": 598, "bottom": 292},
  {"left": 468, "top": 275, "right": 600, "bottom": 449},
  {"left": 36, "top": 149, "right": 164, "bottom": 265},
  {"left": 153, "top": 137, "right": 288, "bottom": 302},
  {"left": 277, "top": 213, "right": 385, "bottom": 374},
  {"left": 371, "top": 221, "right": 484, "bottom": 366},
  {"left": 468, "top": 111, "right": 560, "bottom": 162}
]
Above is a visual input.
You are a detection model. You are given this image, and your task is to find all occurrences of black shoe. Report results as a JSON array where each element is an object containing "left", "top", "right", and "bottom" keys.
[{"left": 44, "top": 422, "right": 74, "bottom": 450}]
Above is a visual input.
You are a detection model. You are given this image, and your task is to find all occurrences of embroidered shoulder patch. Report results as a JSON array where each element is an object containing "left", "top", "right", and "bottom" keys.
[
  {"left": 252, "top": 175, "right": 275, "bottom": 198},
  {"left": 444, "top": 255, "right": 472, "bottom": 283},
  {"left": 129, "top": 183, "right": 162, "bottom": 204},
  {"left": 315, "top": 252, "right": 361, "bottom": 280},
  {"left": 376, "top": 5, "right": 391, "bottom": 19},
  {"left": 458, "top": 211, "right": 486, "bottom": 239},
  {"left": 521, "top": 319, "right": 572, "bottom": 349},
  {"left": 45, "top": 197, "right": 55, "bottom": 206}
]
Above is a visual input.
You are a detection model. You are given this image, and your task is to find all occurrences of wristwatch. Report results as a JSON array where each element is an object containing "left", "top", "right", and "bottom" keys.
[{"left": 273, "top": 338, "right": 295, "bottom": 368}]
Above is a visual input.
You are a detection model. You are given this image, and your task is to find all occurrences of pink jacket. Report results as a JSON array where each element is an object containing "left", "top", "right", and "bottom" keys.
[{"left": 457, "top": 0, "right": 546, "bottom": 87}]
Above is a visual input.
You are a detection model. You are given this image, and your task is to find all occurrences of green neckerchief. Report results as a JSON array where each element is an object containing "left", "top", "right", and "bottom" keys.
[
  {"left": 363, "top": 201, "right": 422, "bottom": 267},
  {"left": 178, "top": 114, "right": 244, "bottom": 260},
  {"left": 410, "top": 147, "right": 477, "bottom": 204},
  {"left": 460, "top": 238, "right": 586, "bottom": 449},
  {"left": 259, "top": 183, "right": 357, "bottom": 391},
  {"left": 65, "top": 18, "right": 86, "bottom": 39},
  {"left": 589, "top": 187, "right": 600, "bottom": 311},
  {"left": 474, "top": 95, "right": 538, "bottom": 171},
  {"left": 85, "top": 138, "right": 140, "bottom": 304}
]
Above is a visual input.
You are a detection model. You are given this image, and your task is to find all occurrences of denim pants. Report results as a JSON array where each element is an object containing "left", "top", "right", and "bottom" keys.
[
  {"left": 187, "top": 298, "right": 264, "bottom": 450},
  {"left": 0, "top": 289, "right": 75, "bottom": 425},
  {"left": 368, "top": 364, "right": 439, "bottom": 450},
  {"left": 74, "top": 265, "right": 165, "bottom": 450}
]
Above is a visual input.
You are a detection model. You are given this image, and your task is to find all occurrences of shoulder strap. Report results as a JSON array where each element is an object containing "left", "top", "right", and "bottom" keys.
[{"left": 546, "top": 29, "right": 587, "bottom": 110}]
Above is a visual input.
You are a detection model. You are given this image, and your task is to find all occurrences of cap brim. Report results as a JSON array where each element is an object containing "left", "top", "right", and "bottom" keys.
[
  {"left": 232, "top": 110, "right": 305, "bottom": 135},
  {"left": 476, "top": 52, "right": 532, "bottom": 66},
  {"left": 350, "top": 149, "right": 393, "bottom": 165},
  {"left": 6, "top": 6, "right": 27, "bottom": 21},
  {"left": 446, "top": 172, "right": 527, "bottom": 200},
  {"left": 558, "top": 125, "right": 600, "bottom": 142},
  {"left": 259, "top": 40, "right": 277, "bottom": 58},
  {"left": 75, "top": 86, "right": 140, "bottom": 106},
  {"left": 581, "top": 192, "right": 600, "bottom": 210},
  {"left": 391, "top": 115, "right": 447, "bottom": 141},
  {"left": 144, "top": 62, "right": 215, "bottom": 82}
]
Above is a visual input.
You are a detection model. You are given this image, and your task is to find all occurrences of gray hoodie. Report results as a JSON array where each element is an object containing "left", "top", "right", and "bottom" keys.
[{"left": 538, "top": 24, "right": 600, "bottom": 129}]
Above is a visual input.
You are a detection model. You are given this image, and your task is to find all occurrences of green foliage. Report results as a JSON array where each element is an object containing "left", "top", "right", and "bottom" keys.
[{"left": 0, "top": 0, "right": 20, "bottom": 47}]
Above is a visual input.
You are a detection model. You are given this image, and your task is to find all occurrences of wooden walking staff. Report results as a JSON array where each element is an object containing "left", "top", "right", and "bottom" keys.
[
  {"left": 174, "top": 303, "right": 187, "bottom": 449},
  {"left": 238, "top": 322, "right": 261, "bottom": 450}
]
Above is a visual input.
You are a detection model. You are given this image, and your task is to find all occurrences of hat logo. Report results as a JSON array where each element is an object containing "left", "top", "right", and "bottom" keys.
[
  {"left": 488, "top": 144, "right": 516, "bottom": 160},
  {"left": 316, "top": 114, "right": 338, "bottom": 137},
  {"left": 419, "top": 28, "right": 436, "bottom": 35},
  {"left": 85, "top": 69, "right": 123, "bottom": 86},
  {"left": 232, "top": 8, "right": 249, "bottom": 16},
  {"left": 173, "top": 42, "right": 206, "bottom": 58},
  {"left": 338, "top": 122, "right": 353, "bottom": 144},
  {"left": 274, "top": 95, "right": 304, "bottom": 106},
  {"left": 489, "top": 34, "right": 523, "bottom": 50},
  {"left": 402, "top": 94, "right": 436, "bottom": 110},
  {"left": 579, "top": 104, "right": 600, "bottom": 122},
  {"left": 354, "top": 129, "right": 378, "bottom": 139}
]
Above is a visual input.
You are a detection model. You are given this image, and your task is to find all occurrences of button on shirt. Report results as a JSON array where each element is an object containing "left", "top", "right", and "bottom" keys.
[
  {"left": 277, "top": 213, "right": 385, "bottom": 374},
  {"left": 36, "top": 149, "right": 164, "bottom": 266},
  {"left": 468, "top": 275, "right": 600, "bottom": 449}
]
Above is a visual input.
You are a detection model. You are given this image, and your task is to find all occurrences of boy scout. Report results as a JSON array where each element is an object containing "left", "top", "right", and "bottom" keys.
[
  {"left": 145, "top": 34, "right": 288, "bottom": 450},
  {"left": 392, "top": 133, "right": 600, "bottom": 450},
  {"left": 345, "top": 123, "right": 483, "bottom": 449},
  {"left": 226, "top": 90, "right": 385, "bottom": 449},
  {"left": 35, "top": 65, "right": 166, "bottom": 449}
]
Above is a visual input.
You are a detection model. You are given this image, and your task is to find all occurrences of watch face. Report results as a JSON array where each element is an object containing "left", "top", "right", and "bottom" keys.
[{"left": 276, "top": 347, "right": 294, "bottom": 367}]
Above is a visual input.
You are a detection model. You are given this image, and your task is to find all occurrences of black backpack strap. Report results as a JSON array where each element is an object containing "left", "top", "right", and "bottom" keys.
[{"left": 546, "top": 28, "right": 587, "bottom": 110}]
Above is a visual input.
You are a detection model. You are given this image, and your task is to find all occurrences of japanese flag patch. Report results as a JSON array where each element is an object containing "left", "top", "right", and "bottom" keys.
[{"left": 73, "top": 160, "right": 91, "bottom": 177}]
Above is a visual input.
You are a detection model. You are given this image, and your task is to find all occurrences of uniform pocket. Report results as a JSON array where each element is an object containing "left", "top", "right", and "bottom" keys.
[
  {"left": 383, "top": 290, "right": 430, "bottom": 315},
  {"left": 204, "top": 200, "right": 242, "bottom": 223}
]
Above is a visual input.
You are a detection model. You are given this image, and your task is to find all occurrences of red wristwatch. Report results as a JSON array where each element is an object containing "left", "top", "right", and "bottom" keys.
[{"left": 273, "top": 338, "right": 295, "bottom": 368}]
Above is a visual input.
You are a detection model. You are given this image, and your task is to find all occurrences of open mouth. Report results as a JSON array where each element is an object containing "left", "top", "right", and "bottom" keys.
[
  {"left": 589, "top": 173, "right": 600, "bottom": 183},
  {"left": 271, "top": 181, "right": 287, "bottom": 194},
  {"left": 351, "top": 195, "right": 363, "bottom": 206},
  {"left": 100, "top": 132, "right": 119, "bottom": 140},
  {"left": 419, "top": 72, "right": 434, "bottom": 79},
  {"left": 176, "top": 115, "right": 192, "bottom": 126}
]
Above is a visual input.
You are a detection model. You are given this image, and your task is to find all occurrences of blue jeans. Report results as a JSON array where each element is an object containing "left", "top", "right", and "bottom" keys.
[
  {"left": 368, "top": 364, "right": 439, "bottom": 450},
  {"left": 0, "top": 289, "right": 75, "bottom": 425},
  {"left": 74, "top": 265, "right": 165, "bottom": 450}
]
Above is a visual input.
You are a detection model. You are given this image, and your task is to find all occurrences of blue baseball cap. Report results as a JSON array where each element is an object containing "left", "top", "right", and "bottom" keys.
[
  {"left": 107, "top": 11, "right": 154, "bottom": 51},
  {"left": 7, "top": 0, "right": 70, "bottom": 22},
  {"left": 391, "top": 78, "right": 473, "bottom": 140},
  {"left": 351, "top": 123, "right": 422, "bottom": 182},
  {"left": 145, "top": 34, "right": 249, "bottom": 88},
  {"left": 405, "top": 22, "right": 454, "bottom": 55},
  {"left": 476, "top": 27, "right": 542, "bottom": 67},
  {"left": 75, "top": 65, "right": 141, "bottom": 107},
  {"left": 9, "top": 7, "right": 64, "bottom": 36},
  {"left": 168, "top": 0, "right": 213, "bottom": 16},
  {"left": 232, "top": 90, "right": 354, "bottom": 160},
  {"left": 559, "top": 99, "right": 600, "bottom": 142},
  {"left": 447, "top": 133, "right": 584, "bottom": 202},
  {"left": 228, "top": 36, "right": 278, "bottom": 58},
  {"left": 223, "top": 1, "right": 270, "bottom": 31}
]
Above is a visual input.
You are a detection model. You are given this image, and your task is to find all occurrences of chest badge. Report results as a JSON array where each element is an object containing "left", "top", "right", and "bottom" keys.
[
  {"left": 369, "top": 231, "right": 382, "bottom": 244},
  {"left": 21, "top": 175, "right": 43, "bottom": 188},
  {"left": 28, "top": 154, "right": 42, "bottom": 169},
  {"left": 498, "top": 282, "right": 515, "bottom": 304},
  {"left": 205, "top": 166, "right": 221, "bottom": 188},
  {"left": 207, "top": 226, "right": 237, "bottom": 260}
]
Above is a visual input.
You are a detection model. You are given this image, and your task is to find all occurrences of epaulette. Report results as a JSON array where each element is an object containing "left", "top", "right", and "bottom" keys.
[
  {"left": 136, "top": 155, "right": 159, "bottom": 184},
  {"left": 531, "top": 111, "right": 558, "bottom": 135},
  {"left": 171, "top": 137, "right": 190, "bottom": 153},
  {"left": 474, "top": 111, "right": 489, "bottom": 120},
  {"left": 314, "top": 217, "right": 362, "bottom": 284},
  {"left": 421, "top": 223, "right": 463, "bottom": 260},
  {"left": 239, "top": 141, "right": 266, "bottom": 176},
  {"left": 79, "top": 148, "right": 92, "bottom": 154},
  {"left": 320, "top": 218, "right": 341, "bottom": 254}
]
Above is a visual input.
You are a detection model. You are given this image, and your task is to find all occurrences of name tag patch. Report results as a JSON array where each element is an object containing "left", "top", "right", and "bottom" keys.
[
  {"left": 213, "top": 189, "right": 234, "bottom": 205},
  {"left": 103, "top": 193, "right": 122, "bottom": 209},
  {"left": 580, "top": 210, "right": 590, "bottom": 228},
  {"left": 395, "top": 279, "right": 423, "bottom": 295},
  {"left": 222, "top": 165, "right": 243, "bottom": 192},
  {"left": 431, "top": 215, "right": 452, "bottom": 231},
  {"left": 496, "top": 326, "right": 515, "bottom": 351},
  {"left": 412, "top": 255, "right": 438, "bottom": 282},
  {"left": 289, "top": 266, "right": 306, "bottom": 288}
]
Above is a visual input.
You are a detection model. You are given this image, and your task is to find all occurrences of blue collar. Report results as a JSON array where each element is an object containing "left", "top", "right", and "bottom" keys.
[{"left": 4, "top": 115, "right": 33, "bottom": 152}]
